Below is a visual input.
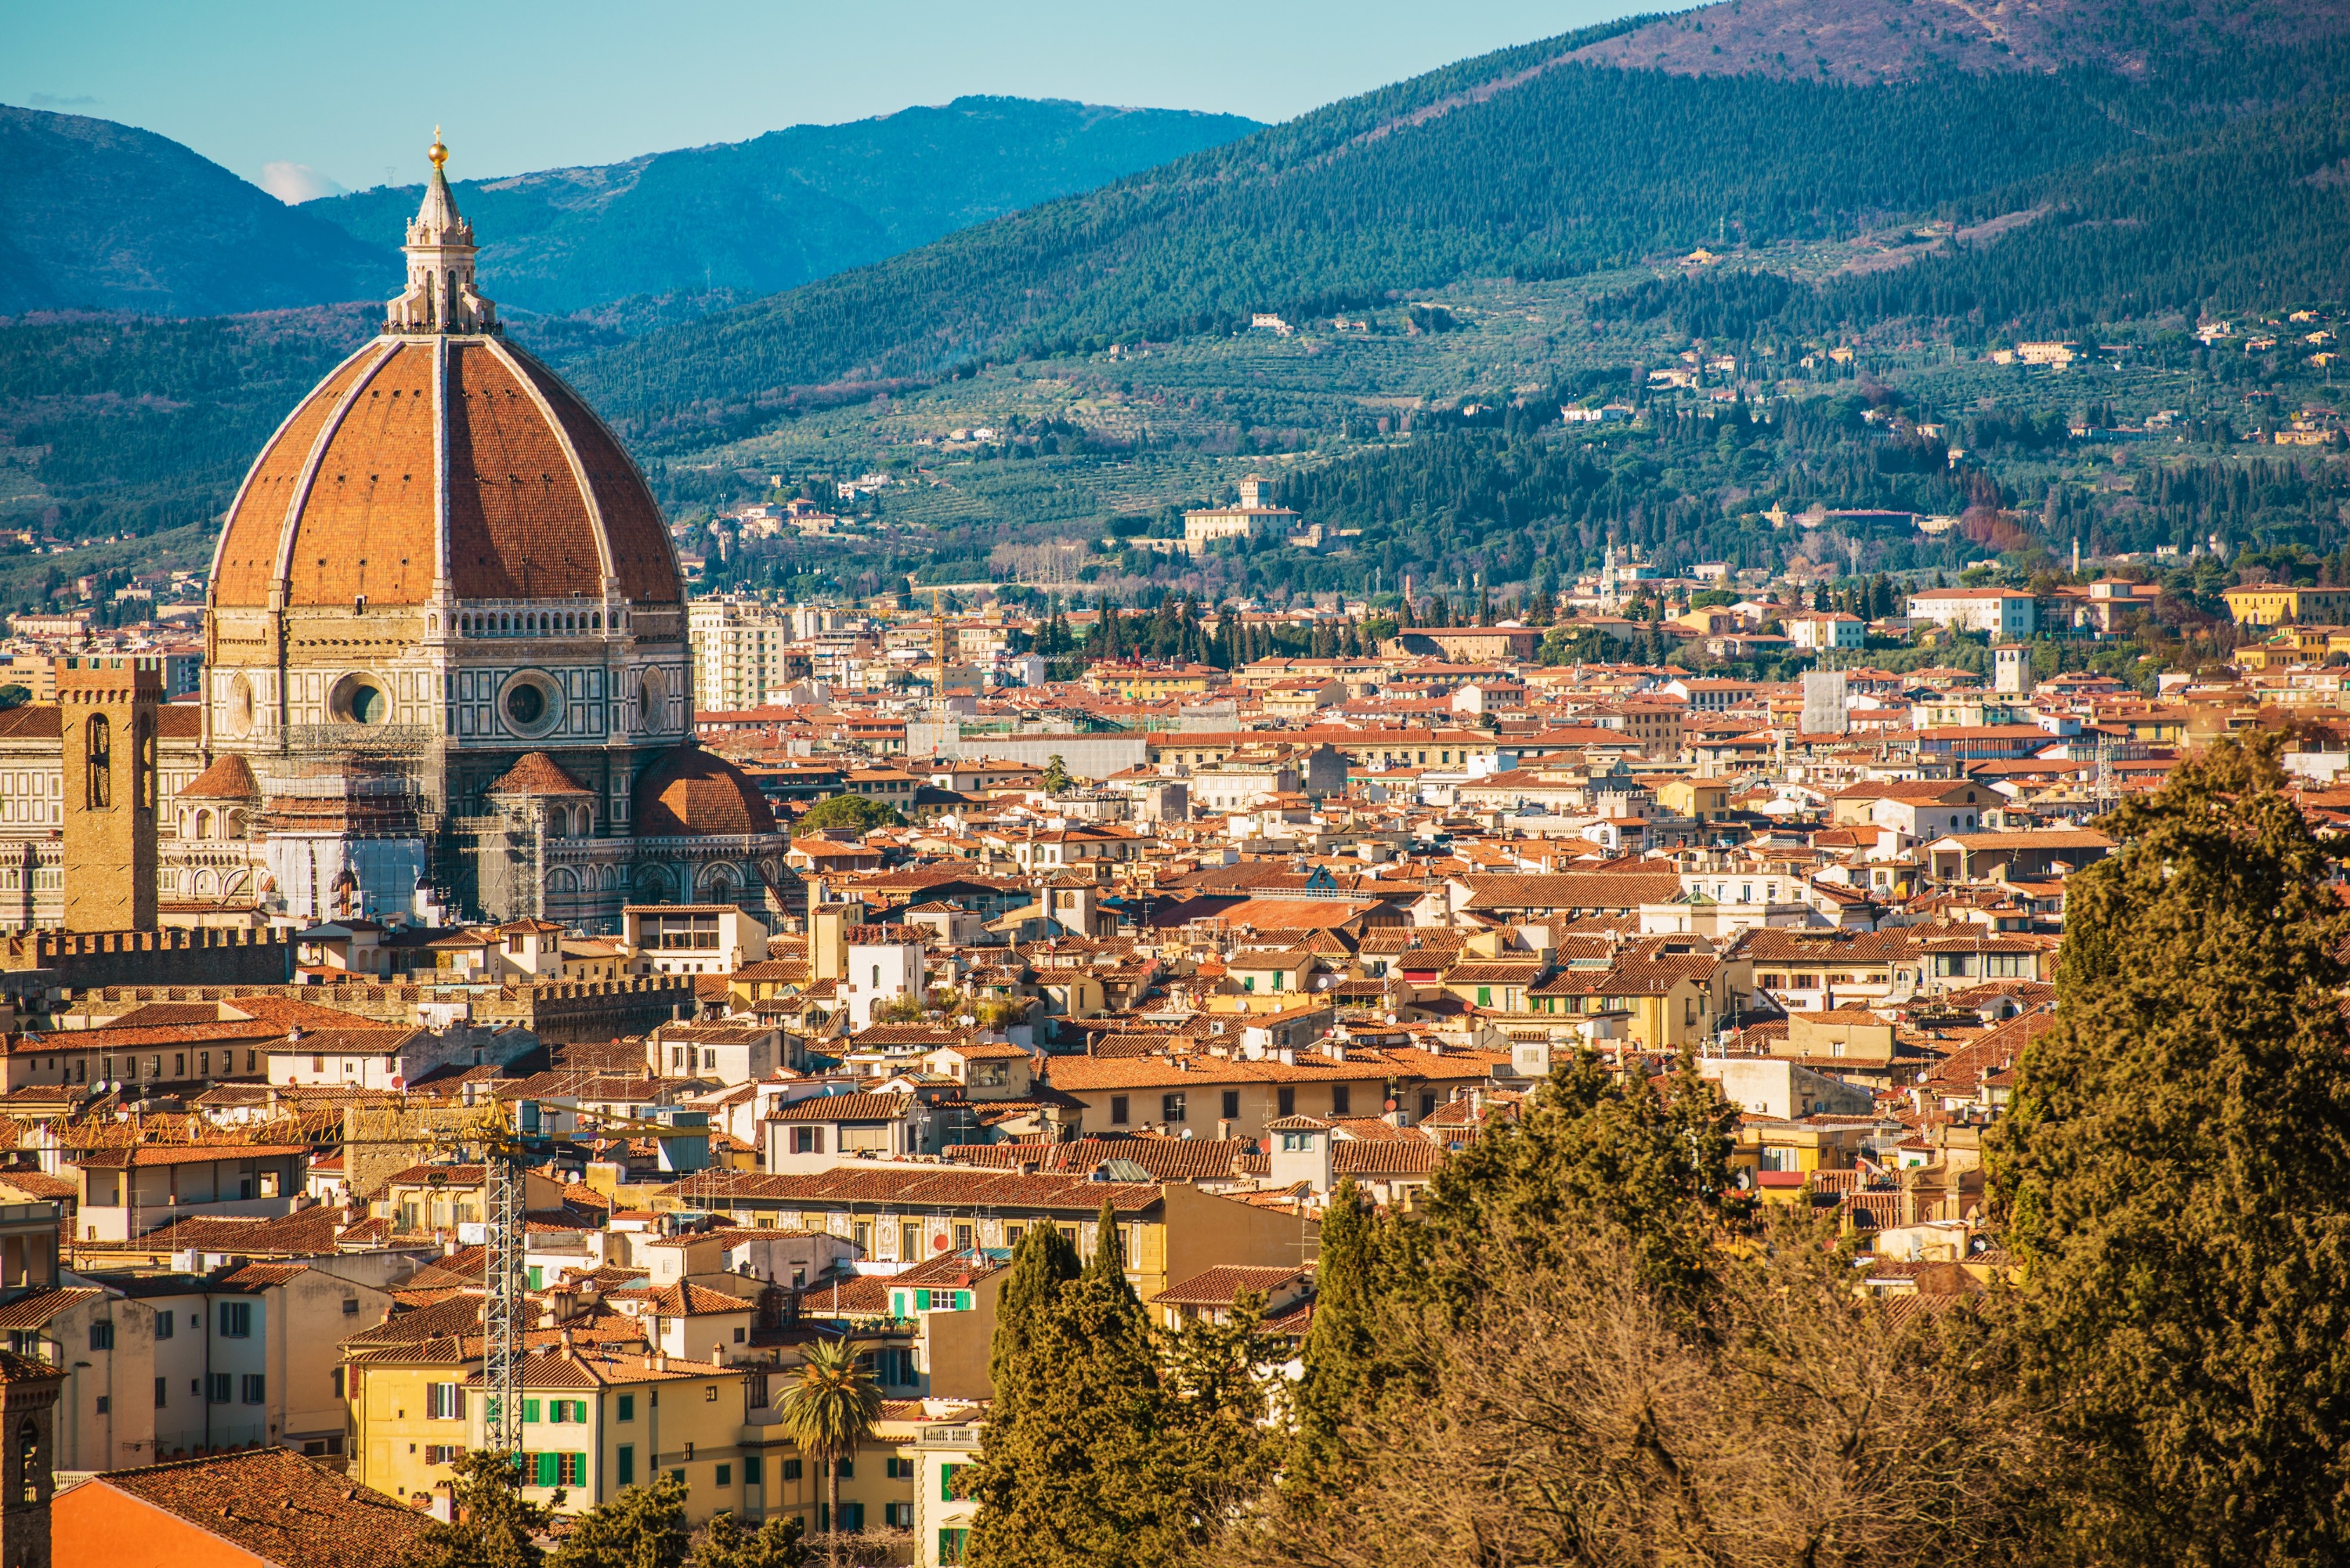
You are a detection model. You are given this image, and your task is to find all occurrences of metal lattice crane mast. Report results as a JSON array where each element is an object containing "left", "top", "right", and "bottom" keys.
[{"left": 342, "top": 1097, "right": 687, "bottom": 1457}]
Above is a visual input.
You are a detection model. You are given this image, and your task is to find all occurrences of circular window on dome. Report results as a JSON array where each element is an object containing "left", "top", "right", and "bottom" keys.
[
  {"left": 638, "top": 667, "right": 666, "bottom": 728},
  {"left": 499, "top": 671, "right": 562, "bottom": 739},
  {"left": 224, "top": 674, "right": 255, "bottom": 738},
  {"left": 329, "top": 673, "right": 389, "bottom": 726}
]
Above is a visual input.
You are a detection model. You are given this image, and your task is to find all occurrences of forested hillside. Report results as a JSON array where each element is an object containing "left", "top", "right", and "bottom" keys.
[
  {"left": 0, "top": 107, "right": 385, "bottom": 315},
  {"left": 576, "top": 23, "right": 2151, "bottom": 448},
  {"left": 302, "top": 97, "right": 1261, "bottom": 316},
  {"left": 0, "top": 305, "right": 376, "bottom": 539},
  {"left": 1598, "top": 83, "right": 2350, "bottom": 339}
]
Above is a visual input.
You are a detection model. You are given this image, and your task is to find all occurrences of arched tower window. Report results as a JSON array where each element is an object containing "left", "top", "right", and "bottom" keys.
[
  {"left": 19, "top": 1414, "right": 39, "bottom": 1503},
  {"left": 85, "top": 714, "right": 110, "bottom": 809}
]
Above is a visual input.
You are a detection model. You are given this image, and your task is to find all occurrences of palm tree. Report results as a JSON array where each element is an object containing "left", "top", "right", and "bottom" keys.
[{"left": 775, "top": 1336, "right": 884, "bottom": 1568}]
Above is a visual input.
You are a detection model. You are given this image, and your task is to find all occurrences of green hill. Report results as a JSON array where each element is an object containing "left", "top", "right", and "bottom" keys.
[
  {"left": 302, "top": 97, "right": 1263, "bottom": 316},
  {"left": 0, "top": 106, "right": 385, "bottom": 316},
  {"left": 569, "top": 20, "right": 2182, "bottom": 448}
]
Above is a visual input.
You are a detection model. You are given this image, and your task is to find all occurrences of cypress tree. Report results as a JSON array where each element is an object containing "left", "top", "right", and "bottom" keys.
[
  {"left": 1289, "top": 1179, "right": 1386, "bottom": 1495},
  {"left": 969, "top": 1205, "right": 1166, "bottom": 1568},
  {"left": 979, "top": 1223, "right": 1080, "bottom": 1439},
  {"left": 1993, "top": 734, "right": 2350, "bottom": 1566}
]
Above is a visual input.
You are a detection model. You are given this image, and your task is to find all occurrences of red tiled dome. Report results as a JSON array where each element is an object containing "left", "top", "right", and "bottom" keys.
[
  {"left": 632, "top": 746, "right": 777, "bottom": 838},
  {"left": 209, "top": 337, "right": 680, "bottom": 610}
]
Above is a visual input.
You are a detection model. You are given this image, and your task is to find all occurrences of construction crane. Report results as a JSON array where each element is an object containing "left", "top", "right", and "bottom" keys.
[{"left": 330, "top": 1095, "right": 718, "bottom": 1455}]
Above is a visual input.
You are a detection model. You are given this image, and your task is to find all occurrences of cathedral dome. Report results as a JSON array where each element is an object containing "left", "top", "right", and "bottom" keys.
[
  {"left": 208, "top": 139, "right": 679, "bottom": 612},
  {"left": 632, "top": 746, "right": 779, "bottom": 838}
]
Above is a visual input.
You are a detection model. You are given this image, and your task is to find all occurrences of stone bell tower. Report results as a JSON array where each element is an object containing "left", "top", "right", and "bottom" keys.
[
  {"left": 0, "top": 1352, "right": 63, "bottom": 1568},
  {"left": 58, "top": 658, "right": 161, "bottom": 933}
]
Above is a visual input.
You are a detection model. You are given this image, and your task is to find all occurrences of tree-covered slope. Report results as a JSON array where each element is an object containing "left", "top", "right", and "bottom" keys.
[
  {"left": 302, "top": 97, "right": 1263, "bottom": 315},
  {"left": 0, "top": 305, "right": 377, "bottom": 537},
  {"left": 571, "top": 23, "right": 2153, "bottom": 447},
  {"left": 0, "top": 106, "right": 386, "bottom": 316},
  {"left": 1604, "top": 86, "right": 2350, "bottom": 339}
]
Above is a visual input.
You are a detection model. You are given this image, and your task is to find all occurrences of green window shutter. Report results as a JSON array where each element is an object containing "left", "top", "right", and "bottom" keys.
[
  {"left": 914, "top": 1289, "right": 931, "bottom": 1311},
  {"left": 942, "top": 1461, "right": 960, "bottom": 1501},
  {"left": 535, "top": 1451, "right": 558, "bottom": 1487},
  {"left": 617, "top": 1444, "right": 634, "bottom": 1484},
  {"left": 891, "top": 1292, "right": 906, "bottom": 1317},
  {"left": 956, "top": 1291, "right": 973, "bottom": 1310},
  {"left": 1477, "top": 987, "right": 1491, "bottom": 1007},
  {"left": 523, "top": 1399, "right": 540, "bottom": 1424}
]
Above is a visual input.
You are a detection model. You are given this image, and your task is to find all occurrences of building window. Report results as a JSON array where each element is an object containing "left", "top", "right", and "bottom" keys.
[
  {"left": 1162, "top": 1093, "right": 1186, "bottom": 1123},
  {"left": 219, "top": 1302, "right": 251, "bottom": 1338},
  {"left": 1108, "top": 1095, "right": 1129, "bottom": 1126},
  {"left": 781, "top": 1458, "right": 803, "bottom": 1481},
  {"left": 241, "top": 1374, "right": 265, "bottom": 1405},
  {"left": 208, "top": 1373, "right": 230, "bottom": 1404},
  {"left": 154, "top": 1313, "right": 172, "bottom": 1341},
  {"left": 88, "top": 1322, "right": 113, "bottom": 1352},
  {"left": 617, "top": 1445, "right": 634, "bottom": 1484},
  {"left": 154, "top": 1377, "right": 168, "bottom": 1408},
  {"left": 85, "top": 714, "right": 110, "bottom": 809},
  {"left": 1278, "top": 1087, "right": 1296, "bottom": 1118},
  {"left": 790, "top": 1127, "right": 823, "bottom": 1154},
  {"left": 1221, "top": 1090, "right": 1239, "bottom": 1119}
]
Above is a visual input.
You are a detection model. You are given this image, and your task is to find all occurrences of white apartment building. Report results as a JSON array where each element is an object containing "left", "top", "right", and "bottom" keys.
[
  {"left": 1905, "top": 587, "right": 2038, "bottom": 637},
  {"left": 689, "top": 597, "right": 800, "bottom": 712}
]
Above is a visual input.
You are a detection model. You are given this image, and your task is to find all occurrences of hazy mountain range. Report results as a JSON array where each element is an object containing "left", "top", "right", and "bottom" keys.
[
  {"left": 0, "top": 96, "right": 1264, "bottom": 319},
  {"left": 8, "top": 0, "right": 2350, "bottom": 601}
]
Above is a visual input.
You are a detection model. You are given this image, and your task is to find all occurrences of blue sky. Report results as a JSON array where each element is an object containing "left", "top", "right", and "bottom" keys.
[{"left": 6, "top": 0, "right": 1654, "bottom": 198}]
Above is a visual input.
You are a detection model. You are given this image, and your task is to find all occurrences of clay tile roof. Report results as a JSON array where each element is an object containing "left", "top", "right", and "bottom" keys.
[
  {"left": 1333, "top": 1140, "right": 1446, "bottom": 1176},
  {"left": 178, "top": 753, "right": 260, "bottom": 800},
  {"left": 642, "top": 1281, "right": 756, "bottom": 1316},
  {"left": 74, "top": 1446, "right": 428, "bottom": 1568},
  {"left": 1152, "top": 1265, "right": 1310, "bottom": 1306},
  {"left": 488, "top": 751, "right": 593, "bottom": 797},
  {"left": 764, "top": 1093, "right": 912, "bottom": 1122},
  {"left": 633, "top": 745, "right": 779, "bottom": 837},
  {"left": 0, "top": 1287, "right": 106, "bottom": 1330}
]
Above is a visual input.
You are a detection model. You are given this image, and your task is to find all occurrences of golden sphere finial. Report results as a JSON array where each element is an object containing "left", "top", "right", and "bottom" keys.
[{"left": 429, "top": 126, "right": 448, "bottom": 170}]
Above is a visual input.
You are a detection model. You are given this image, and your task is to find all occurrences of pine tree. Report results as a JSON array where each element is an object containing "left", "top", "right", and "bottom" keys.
[
  {"left": 551, "top": 1474, "right": 691, "bottom": 1568},
  {"left": 413, "top": 1451, "right": 558, "bottom": 1568},
  {"left": 1993, "top": 733, "right": 2350, "bottom": 1566},
  {"left": 1405, "top": 1049, "right": 1740, "bottom": 1323},
  {"left": 692, "top": 1512, "right": 810, "bottom": 1568}
]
